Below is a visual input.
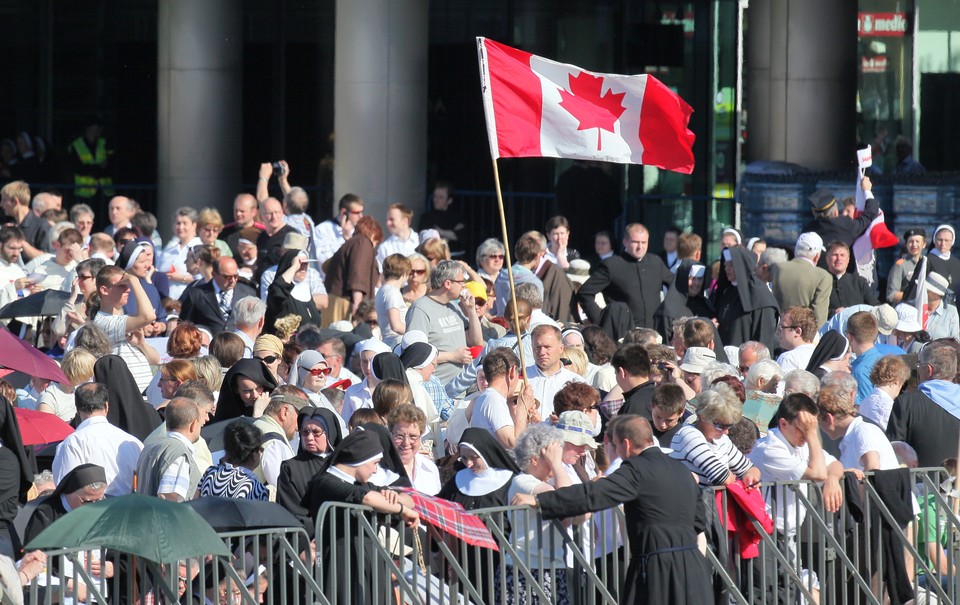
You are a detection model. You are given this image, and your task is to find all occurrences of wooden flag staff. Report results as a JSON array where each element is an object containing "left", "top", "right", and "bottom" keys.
[{"left": 490, "top": 158, "right": 529, "bottom": 382}]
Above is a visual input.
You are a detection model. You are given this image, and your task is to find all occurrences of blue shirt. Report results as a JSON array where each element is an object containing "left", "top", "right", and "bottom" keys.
[{"left": 851, "top": 346, "right": 884, "bottom": 405}]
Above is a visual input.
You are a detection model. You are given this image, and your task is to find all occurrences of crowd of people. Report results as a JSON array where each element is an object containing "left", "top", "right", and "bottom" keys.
[{"left": 0, "top": 163, "right": 957, "bottom": 604}]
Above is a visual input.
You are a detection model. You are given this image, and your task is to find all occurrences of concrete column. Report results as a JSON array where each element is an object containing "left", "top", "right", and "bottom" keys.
[
  {"left": 157, "top": 1, "right": 242, "bottom": 238},
  {"left": 334, "top": 0, "right": 428, "bottom": 222},
  {"left": 745, "top": 0, "right": 857, "bottom": 171}
]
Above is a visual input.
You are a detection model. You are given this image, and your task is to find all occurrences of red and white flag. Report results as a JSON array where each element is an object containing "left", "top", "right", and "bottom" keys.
[
  {"left": 476, "top": 37, "right": 696, "bottom": 173},
  {"left": 851, "top": 145, "right": 899, "bottom": 279}
]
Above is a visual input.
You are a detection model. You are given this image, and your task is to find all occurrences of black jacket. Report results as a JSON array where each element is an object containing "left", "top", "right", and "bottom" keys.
[
  {"left": 578, "top": 252, "right": 673, "bottom": 329},
  {"left": 179, "top": 280, "right": 258, "bottom": 334},
  {"left": 829, "top": 272, "right": 879, "bottom": 316}
]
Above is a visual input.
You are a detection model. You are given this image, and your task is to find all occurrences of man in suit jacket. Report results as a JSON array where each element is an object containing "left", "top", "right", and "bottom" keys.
[
  {"left": 771, "top": 232, "right": 833, "bottom": 327},
  {"left": 577, "top": 223, "right": 673, "bottom": 329},
  {"left": 180, "top": 256, "right": 257, "bottom": 334}
]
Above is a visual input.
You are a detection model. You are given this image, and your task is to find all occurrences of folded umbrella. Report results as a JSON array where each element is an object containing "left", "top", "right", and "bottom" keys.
[
  {"left": 398, "top": 488, "right": 498, "bottom": 551},
  {"left": 185, "top": 497, "right": 301, "bottom": 531},
  {"left": 0, "top": 326, "right": 68, "bottom": 383},
  {"left": 13, "top": 407, "right": 74, "bottom": 446},
  {"left": 0, "top": 289, "right": 73, "bottom": 320}
]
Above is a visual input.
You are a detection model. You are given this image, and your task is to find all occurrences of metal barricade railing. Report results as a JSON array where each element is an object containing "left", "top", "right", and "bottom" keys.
[
  {"left": 22, "top": 526, "right": 328, "bottom": 605},
  {"left": 705, "top": 467, "right": 960, "bottom": 605},
  {"left": 20, "top": 468, "right": 960, "bottom": 605}
]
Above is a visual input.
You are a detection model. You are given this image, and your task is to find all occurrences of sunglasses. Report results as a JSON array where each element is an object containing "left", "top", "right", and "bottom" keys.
[
  {"left": 712, "top": 421, "right": 734, "bottom": 432},
  {"left": 410, "top": 269, "right": 426, "bottom": 275},
  {"left": 256, "top": 354, "right": 279, "bottom": 364},
  {"left": 307, "top": 366, "right": 332, "bottom": 376}
]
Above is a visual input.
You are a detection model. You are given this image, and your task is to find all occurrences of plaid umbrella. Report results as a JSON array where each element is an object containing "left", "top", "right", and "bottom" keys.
[{"left": 398, "top": 488, "right": 498, "bottom": 551}]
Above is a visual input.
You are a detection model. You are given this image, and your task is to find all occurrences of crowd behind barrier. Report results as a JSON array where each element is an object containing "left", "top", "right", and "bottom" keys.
[{"left": 17, "top": 467, "right": 960, "bottom": 605}]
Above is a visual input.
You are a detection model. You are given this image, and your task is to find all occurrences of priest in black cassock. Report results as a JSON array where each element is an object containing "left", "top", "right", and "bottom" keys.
[{"left": 513, "top": 415, "right": 713, "bottom": 605}]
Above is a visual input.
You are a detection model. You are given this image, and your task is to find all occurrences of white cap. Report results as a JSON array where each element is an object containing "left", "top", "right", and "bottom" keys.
[
  {"left": 795, "top": 232, "right": 825, "bottom": 254},
  {"left": 689, "top": 264, "right": 706, "bottom": 278},
  {"left": 393, "top": 329, "right": 429, "bottom": 356}
]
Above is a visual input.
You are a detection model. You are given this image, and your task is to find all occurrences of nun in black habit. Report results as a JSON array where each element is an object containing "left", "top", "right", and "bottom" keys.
[
  {"left": 437, "top": 427, "right": 521, "bottom": 510},
  {"left": 805, "top": 330, "right": 851, "bottom": 380},
  {"left": 304, "top": 430, "right": 419, "bottom": 605},
  {"left": 515, "top": 443, "right": 713, "bottom": 605},
  {"left": 92, "top": 355, "right": 163, "bottom": 441},
  {"left": 653, "top": 260, "right": 714, "bottom": 341},
  {"left": 275, "top": 407, "right": 344, "bottom": 535},
  {"left": 265, "top": 250, "right": 323, "bottom": 333},
  {"left": 713, "top": 246, "right": 780, "bottom": 352},
  {"left": 0, "top": 395, "right": 32, "bottom": 558},
  {"left": 212, "top": 358, "right": 280, "bottom": 422},
  {"left": 23, "top": 464, "right": 107, "bottom": 547}
]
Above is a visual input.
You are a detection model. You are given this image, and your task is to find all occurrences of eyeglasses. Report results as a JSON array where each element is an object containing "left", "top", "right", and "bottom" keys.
[
  {"left": 218, "top": 274, "right": 239, "bottom": 281},
  {"left": 365, "top": 318, "right": 378, "bottom": 326},
  {"left": 78, "top": 494, "right": 104, "bottom": 504},
  {"left": 393, "top": 432, "right": 422, "bottom": 444},
  {"left": 200, "top": 225, "right": 221, "bottom": 233},
  {"left": 77, "top": 274, "right": 93, "bottom": 281},
  {"left": 450, "top": 279, "right": 466, "bottom": 285},
  {"left": 712, "top": 421, "right": 734, "bottom": 432},
  {"left": 348, "top": 208, "right": 364, "bottom": 216},
  {"left": 300, "top": 428, "right": 326, "bottom": 438},
  {"left": 486, "top": 254, "right": 504, "bottom": 260},
  {"left": 307, "top": 366, "right": 332, "bottom": 376},
  {"left": 255, "top": 354, "right": 279, "bottom": 364},
  {"left": 410, "top": 269, "right": 426, "bottom": 276}
]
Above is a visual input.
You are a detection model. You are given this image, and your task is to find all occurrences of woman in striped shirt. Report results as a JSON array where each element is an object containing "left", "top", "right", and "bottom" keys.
[{"left": 670, "top": 382, "right": 761, "bottom": 487}]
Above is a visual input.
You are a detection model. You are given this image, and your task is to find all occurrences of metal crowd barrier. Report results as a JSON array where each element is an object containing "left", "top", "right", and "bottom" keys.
[{"left": 19, "top": 468, "right": 960, "bottom": 605}]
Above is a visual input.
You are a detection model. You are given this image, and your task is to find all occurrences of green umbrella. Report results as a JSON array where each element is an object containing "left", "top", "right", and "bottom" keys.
[{"left": 25, "top": 493, "right": 229, "bottom": 563}]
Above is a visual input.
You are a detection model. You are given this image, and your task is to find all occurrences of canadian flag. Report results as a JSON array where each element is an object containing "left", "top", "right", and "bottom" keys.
[{"left": 476, "top": 37, "right": 696, "bottom": 173}]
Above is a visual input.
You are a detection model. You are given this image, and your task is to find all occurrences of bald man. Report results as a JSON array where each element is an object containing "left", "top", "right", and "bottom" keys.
[{"left": 179, "top": 256, "right": 258, "bottom": 333}]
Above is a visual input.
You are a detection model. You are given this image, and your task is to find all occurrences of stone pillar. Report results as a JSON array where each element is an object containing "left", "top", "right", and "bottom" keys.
[
  {"left": 157, "top": 1, "right": 242, "bottom": 238},
  {"left": 334, "top": 0, "right": 428, "bottom": 222},
  {"left": 745, "top": 0, "right": 857, "bottom": 171}
]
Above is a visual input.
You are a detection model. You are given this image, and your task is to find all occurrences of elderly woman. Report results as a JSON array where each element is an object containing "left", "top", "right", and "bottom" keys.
[
  {"left": 670, "top": 383, "right": 761, "bottom": 487},
  {"left": 859, "top": 355, "right": 912, "bottom": 430},
  {"left": 196, "top": 208, "right": 233, "bottom": 258},
  {"left": 402, "top": 252, "right": 430, "bottom": 304},
  {"left": 741, "top": 359, "right": 784, "bottom": 432},
  {"left": 476, "top": 238, "right": 506, "bottom": 283},
  {"left": 892, "top": 303, "right": 929, "bottom": 353},
  {"left": 286, "top": 350, "right": 336, "bottom": 411},
  {"left": 276, "top": 407, "right": 344, "bottom": 533},
  {"left": 158, "top": 206, "right": 202, "bottom": 299},
  {"left": 501, "top": 423, "right": 578, "bottom": 605},
  {"left": 387, "top": 404, "right": 441, "bottom": 495},
  {"left": 198, "top": 420, "right": 269, "bottom": 500}
]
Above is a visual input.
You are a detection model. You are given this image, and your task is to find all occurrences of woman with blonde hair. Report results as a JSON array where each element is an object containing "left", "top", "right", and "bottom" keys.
[
  {"left": 402, "top": 253, "right": 430, "bottom": 305},
  {"left": 192, "top": 355, "right": 224, "bottom": 397},
  {"left": 196, "top": 208, "right": 232, "bottom": 258},
  {"left": 37, "top": 348, "right": 97, "bottom": 421}
]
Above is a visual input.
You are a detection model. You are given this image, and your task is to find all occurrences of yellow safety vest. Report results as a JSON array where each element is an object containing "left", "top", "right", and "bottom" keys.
[{"left": 71, "top": 137, "right": 114, "bottom": 198}]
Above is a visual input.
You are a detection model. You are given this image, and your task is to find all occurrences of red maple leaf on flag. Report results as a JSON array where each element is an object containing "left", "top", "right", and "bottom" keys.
[{"left": 558, "top": 71, "right": 627, "bottom": 151}]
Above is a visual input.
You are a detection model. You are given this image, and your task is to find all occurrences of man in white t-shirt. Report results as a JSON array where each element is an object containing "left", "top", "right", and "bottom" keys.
[
  {"left": 526, "top": 324, "right": 585, "bottom": 419},
  {"left": 817, "top": 379, "right": 899, "bottom": 471},
  {"left": 775, "top": 306, "right": 817, "bottom": 373},
  {"left": 469, "top": 348, "right": 536, "bottom": 448}
]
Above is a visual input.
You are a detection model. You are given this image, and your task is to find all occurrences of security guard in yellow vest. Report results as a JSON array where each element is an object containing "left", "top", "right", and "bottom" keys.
[{"left": 68, "top": 116, "right": 114, "bottom": 202}]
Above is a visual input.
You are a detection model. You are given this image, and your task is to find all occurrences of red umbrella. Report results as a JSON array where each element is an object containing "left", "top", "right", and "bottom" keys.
[
  {"left": 13, "top": 407, "right": 74, "bottom": 446},
  {"left": 0, "top": 326, "right": 68, "bottom": 384}
]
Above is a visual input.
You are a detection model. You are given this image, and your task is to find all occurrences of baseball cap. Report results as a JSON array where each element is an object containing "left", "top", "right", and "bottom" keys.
[
  {"left": 870, "top": 304, "right": 898, "bottom": 336},
  {"left": 795, "top": 232, "right": 825, "bottom": 255}
]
